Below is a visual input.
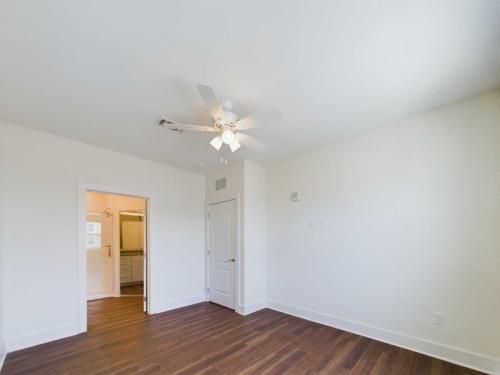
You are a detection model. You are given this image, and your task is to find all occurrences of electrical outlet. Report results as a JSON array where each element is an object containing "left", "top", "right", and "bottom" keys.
[{"left": 434, "top": 312, "right": 445, "bottom": 326}]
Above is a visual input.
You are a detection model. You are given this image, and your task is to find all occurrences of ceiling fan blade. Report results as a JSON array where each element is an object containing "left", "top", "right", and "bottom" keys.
[
  {"left": 159, "top": 120, "right": 217, "bottom": 133},
  {"left": 197, "top": 84, "right": 225, "bottom": 120},
  {"left": 235, "top": 132, "right": 267, "bottom": 151},
  {"left": 235, "top": 109, "right": 281, "bottom": 131}
]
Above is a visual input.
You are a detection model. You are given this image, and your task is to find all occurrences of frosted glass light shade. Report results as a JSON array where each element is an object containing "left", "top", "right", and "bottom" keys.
[
  {"left": 210, "top": 136, "right": 223, "bottom": 151},
  {"left": 229, "top": 139, "right": 241, "bottom": 152},
  {"left": 222, "top": 129, "right": 235, "bottom": 144}
]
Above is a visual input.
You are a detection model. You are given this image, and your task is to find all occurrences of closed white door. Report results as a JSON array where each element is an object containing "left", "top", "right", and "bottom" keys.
[
  {"left": 87, "top": 213, "right": 113, "bottom": 298},
  {"left": 208, "top": 200, "right": 236, "bottom": 309}
]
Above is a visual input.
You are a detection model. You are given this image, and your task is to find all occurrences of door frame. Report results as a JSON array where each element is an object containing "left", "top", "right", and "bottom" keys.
[
  {"left": 77, "top": 182, "right": 151, "bottom": 332},
  {"left": 205, "top": 197, "right": 241, "bottom": 312}
]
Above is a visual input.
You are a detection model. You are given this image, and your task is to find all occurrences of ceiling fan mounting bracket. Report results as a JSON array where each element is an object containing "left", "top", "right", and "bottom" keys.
[{"left": 221, "top": 99, "right": 234, "bottom": 111}]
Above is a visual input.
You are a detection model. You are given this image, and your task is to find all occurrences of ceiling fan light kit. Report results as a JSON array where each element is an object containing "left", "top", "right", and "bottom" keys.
[
  {"left": 210, "top": 136, "right": 223, "bottom": 151},
  {"left": 221, "top": 129, "right": 235, "bottom": 144},
  {"left": 159, "top": 84, "right": 281, "bottom": 154},
  {"left": 229, "top": 139, "right": 241, "bottom": 152}
]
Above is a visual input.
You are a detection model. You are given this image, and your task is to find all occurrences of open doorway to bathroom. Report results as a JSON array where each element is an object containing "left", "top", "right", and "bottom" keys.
[
  {"left": 85, "top": 191, "right": 147, "bottom": 313},
  {"left": 119, "top": 211, "right": 145, "bottom": 297}
]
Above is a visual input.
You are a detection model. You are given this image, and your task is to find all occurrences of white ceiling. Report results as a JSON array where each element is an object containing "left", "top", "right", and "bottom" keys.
[{"left": 1, "top": 0, "right": 500, "bottom": 172}]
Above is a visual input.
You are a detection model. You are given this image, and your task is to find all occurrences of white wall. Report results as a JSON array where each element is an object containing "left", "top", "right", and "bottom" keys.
[
  {"left": 206, "top": 160, "right": 245, "bottom": 310},
  {"left": 267, "top": 90, "right": 500, "bottom": 373},
  {"left": 205, "top": 159, "right": 267, "bottom": 314},
  {"left": 0, "top": 99, "right": 5, "bottom": 369},
  {"left": 206, "top": 160, "right": 245, "bottom": 206},
  {"left": 242, "top": 160, "right": 267, "bottom": 310},
  {"left": 0, "top": 125, "right": 5, "bottom": 368},
  {"left": 0, "top": 122, "right": 205, "bottom": 352}
]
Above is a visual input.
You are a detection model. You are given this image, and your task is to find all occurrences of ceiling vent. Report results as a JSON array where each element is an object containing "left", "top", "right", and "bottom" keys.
[
  {"left": 158, "top": 118, "right": 184, "bottom": 133},
  {"left": 215, "top": 177, "right": 227, "bottom": 191}
]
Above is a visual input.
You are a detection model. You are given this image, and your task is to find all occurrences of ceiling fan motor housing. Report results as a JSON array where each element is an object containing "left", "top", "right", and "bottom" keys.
[{"left": 216, "top": 110, "right": 238, "bottom": 129}]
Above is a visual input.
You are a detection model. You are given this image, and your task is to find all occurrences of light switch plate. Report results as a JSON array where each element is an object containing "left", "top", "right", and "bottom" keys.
[{"left": 434, "top": 312, "right": 445, "bottom": 326}]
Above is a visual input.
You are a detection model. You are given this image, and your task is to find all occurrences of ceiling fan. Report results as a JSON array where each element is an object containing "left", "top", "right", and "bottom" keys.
[{"left": 158, "top": 85, "right": 280, "bottom": 152}]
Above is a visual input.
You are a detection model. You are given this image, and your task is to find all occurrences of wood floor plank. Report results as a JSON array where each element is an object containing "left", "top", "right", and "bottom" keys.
[
  {"left": 120, "top": 284, "right": 144, "bottom": 296},
  {"left": 1, "top": 297, "right": 485, "bottom": 374}
]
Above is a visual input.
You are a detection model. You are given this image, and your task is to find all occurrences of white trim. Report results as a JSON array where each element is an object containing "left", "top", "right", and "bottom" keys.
[
  {"left": 143, "top": 199, "right": 150, "bottom": 312},
  {"left": 0, "top": 342, "right": 6, "bottom": 372},
  {"left": 87, "top": 293, "right": 113, "bottom": 301},
  {"left": 237, "top": 301, "right": 267, "bottom": 315},
  {"left": 77, "top": 182, "right": 153, "bottom": 333},
  {"left": 149, "top": 294, "right": 205, "bottom": 314},
  {"left": 5, "top": 323, "right": 82, "bottom": 353},
  {"left": 267, "top": 300, "right": 500, "bottom": 375},
  {"left": 204, "top": 201, "right": 210, "bottom": 302}
]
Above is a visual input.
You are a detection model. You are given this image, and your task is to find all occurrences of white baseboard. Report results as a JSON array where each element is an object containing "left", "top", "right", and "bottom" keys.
[
  {"left": 237, "top": 301, "right": 267, "bottom": 316},
  {"left": 267, "top": 300, "right": 500, "bottom": 375},
  {"left": 4, "top": 294, "right": 205, "bottom": 354},
  {"left": 5, "top": 322, "right": 83, "bottom": 353},
  {"left": 0, "top": 341, "right": 6, "bottom": 372},
  {"left": 5, "top": 298, "right": 496, "bottom": 374},
  {"left": 150, "top": 294, "right": 205, "bottom": 314},
  {"left": 87, "top": 293, "right": 113, "bottom": 301}
]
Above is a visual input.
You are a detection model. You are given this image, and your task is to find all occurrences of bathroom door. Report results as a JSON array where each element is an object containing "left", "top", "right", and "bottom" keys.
[{"left": 86, "top": 213, "right": 114, "bottom": 299}]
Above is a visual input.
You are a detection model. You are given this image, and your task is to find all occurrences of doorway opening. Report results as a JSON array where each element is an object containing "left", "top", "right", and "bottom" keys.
[
  {"left": 85, "top": 191, "right": 148, "bottom": 314},
  {"left": 119, "top": 211, "right": 146, "bottom": 297}
]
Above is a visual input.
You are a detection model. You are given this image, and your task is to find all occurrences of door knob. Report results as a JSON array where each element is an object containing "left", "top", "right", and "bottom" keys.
[
  {"left": 227, "top": 258, "right": 235, "bottom": 262},
  {"left": 105, "top": 244, "right": 112, "bottom": 257}
]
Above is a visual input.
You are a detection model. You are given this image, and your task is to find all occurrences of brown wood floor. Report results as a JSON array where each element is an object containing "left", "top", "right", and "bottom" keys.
[
  {"left": 2, "top": 297, "right": 484, "bottom": 375},
  {"left": 120, "top": 283, "right": 144, "bottom": 295}
]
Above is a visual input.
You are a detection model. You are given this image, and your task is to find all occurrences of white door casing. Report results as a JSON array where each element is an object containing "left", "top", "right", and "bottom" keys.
[
  {"left": 86, "top": 213, "right": 113, "bottom": 298},
  {"left": 142, "top": 208, "right": 148, "bottom": 312},
  {"left": 208, "top": 200, "right": 236, "bottom": 309}
]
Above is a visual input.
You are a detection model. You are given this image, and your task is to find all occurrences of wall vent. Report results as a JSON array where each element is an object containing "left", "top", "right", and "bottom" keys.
[{"left": 216, "top": 177, "right": 227, "bottom": 191}]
